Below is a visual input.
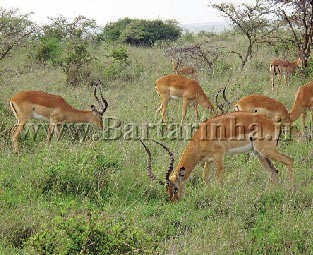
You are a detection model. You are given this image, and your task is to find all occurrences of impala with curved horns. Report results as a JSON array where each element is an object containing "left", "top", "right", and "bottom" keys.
[
  {"left": 154, "top": 74, "right": 214, "bottom": 125},
  {"left": 141, "top": 112, "right": 294, "bottom": 202},
  {"left": 234, "top": 94, "right": 292, "bottom": 126},
  {"left": 235, "top": 85, "right": 313, "bottom": 136},
  {"left": 10, "top": 80, "right": 108, "bottom": 152},
  {"left": 172, "top": 58, "right": 197, "bottom": 80},
  {"left": 270, "top": 57, "right": 304, "bottom": 90},
  {"left": 290, "top": 81, "right": 313, "bottom": 131}
]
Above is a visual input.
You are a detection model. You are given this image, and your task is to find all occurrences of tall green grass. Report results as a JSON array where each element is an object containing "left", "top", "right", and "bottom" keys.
[{"left": 0, "top": 36, "right": 312, "bottom": 254}]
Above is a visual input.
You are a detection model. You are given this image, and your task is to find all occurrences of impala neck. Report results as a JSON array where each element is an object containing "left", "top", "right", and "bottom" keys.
[
  {"left": 198, "top": 94, "right": 214, "bottom": 110},
  {"left": 66, "top": 108, "right": 95, "bottom": 123},
  {"left": 170, "top": 142, "right": 201, "bottom": 183},
  {"left": 292, "top": 59, "right": 299, "bottom": 68},
  {"left": 289, "top": 99, "right": 304, "bottom": 122}
]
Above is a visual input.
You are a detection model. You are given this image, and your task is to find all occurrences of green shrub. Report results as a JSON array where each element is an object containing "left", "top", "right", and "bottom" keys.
[
  {"left": 27, "top": 213, "right": 155, "bottom": 255},
  {"left": 111, "top": 47, "right": 128, "bottom": 61},
  {"left": 100, "top": 18, "right": 181, "bottom": 46},
  {"left": 33, "top": 36, "right": 63, "bottom": 64},
  {"left": 31, "top": 152, "right": 120, "bottom": 200},
  {"left": 103, "top": 60, "right": 144, "bottom": 82}
]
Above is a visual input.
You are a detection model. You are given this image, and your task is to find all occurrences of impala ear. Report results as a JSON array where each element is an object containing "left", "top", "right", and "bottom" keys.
[{"left": 91, "top": 105, "right": 97, "bottom": 112}]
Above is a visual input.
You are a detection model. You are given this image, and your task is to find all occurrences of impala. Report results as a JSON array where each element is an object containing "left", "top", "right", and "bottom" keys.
[
  {"left": 290, "top": 81, "right": 313, "bottom": 130},
  {"left": 234, "top": 94, "right": 292, "bottom": 126},
  {"left": 270, "top": 57, "right": 304, "bottom": 90},
  {"left": 172, "top": 58, "right": 197, "bottom": 80},
  {"left": 10, "top": 80, "right": 108, "bottom": 152},
  {"left": 154, "top": 74, "right": 214, "bottom": 125},
  {"left": 141, "top": 112, "right": 294, "bottom": 202}
]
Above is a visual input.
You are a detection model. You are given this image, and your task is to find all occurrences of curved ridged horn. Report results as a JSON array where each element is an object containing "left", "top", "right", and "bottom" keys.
[
  {"left": 93, "top": 80, "right": 108, "bottom": 115},
  {"left": 139, "top": 139, "right": 165, "bottom": 186},
  {"left": 151, "top": 139, "right": 174, "bottom": 181},
  {"left": 215, "top": 89, "right": 224, "bottom": 112},
  {"left": 222, "top": 87, "right": 230, "bottom": 112}
]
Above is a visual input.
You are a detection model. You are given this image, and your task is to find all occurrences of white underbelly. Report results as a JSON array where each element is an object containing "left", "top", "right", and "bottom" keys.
[
  {"left": 202, "top": 156, "right": 213, "bottom": 162},
  {"left": 170, "top": 95, "right": 181, "bottom": 100},
  {"left": 226, "top": 143, "right": 253, "bottom": 155},
  {"left": 31, "top": 112, "right": 49, "bottom": 121}
]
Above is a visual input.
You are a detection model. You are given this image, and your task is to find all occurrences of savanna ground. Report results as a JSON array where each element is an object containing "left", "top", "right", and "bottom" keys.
[{"left": 0, "top": 33, "right": 312, "bottom": 254}]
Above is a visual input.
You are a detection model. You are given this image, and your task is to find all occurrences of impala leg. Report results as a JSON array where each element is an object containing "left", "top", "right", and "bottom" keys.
[
  {"left": 47, "top": 120, "right": 59, "bottom": 142},
  {"left": 55, "top": 123, "right": 62, "bottom": 140},
  {"left": 10, "top": 121, "right": 19, "bottom": 137},
  {"left": 202, "top": 160, "right": 214, "bottom": 183},
  {"left": 154, "top": 102, "right": 162, "bottom": 123},
  {"left": 302, "top": 110, "right": 307, "bottom": 129},
  {"left": 181, "top": 99, "right": 190, "bottom": 125},
  {"left": 11, "top": 121, "right": 26, "bottom": 153},
  {"left": 271, "top": 74, "right": 275, "bottom": 90},
  {"left": 255, "top": 153, "right": 278, "bottom": 184},
  {"left": 161, "top": 98, "right": 169, "bottom": 125},
  {"left": 277, "top": 72, "right": 282, "bottom": 86},
  {"left": 213, "top": 153, "right": 225, "bottom": 184},
  {"left": 254, "top": 142, "right": 294, "bottom": 183},
  {"left": 193, "top": 102, "right": 199, "bottom": 121}
]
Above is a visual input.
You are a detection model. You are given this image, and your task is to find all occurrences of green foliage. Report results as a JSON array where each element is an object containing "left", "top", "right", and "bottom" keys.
[
  {"left": 32, "top": 36, "right": 63, "bottom": 64},
  {"left": 0, "top": 25, "right": 312, "bottom": 255},
  {"left": 103, "top": 60, "right": 144, "bottom": 82},
  {"left": 31, "top": 15, "right": 97, "bottom": 86},
  {"left": 98, "top": 18, "right": 133, "bottom": 42},
  {"left": 31, "top": 148, "right": 120, "bottom": 200},
  {"left": 102, "top": 46, "right": 144, "bottom": 82},
  {"left": 28, "top": 214, "right": 155, "bottom": 255},
  {"left": 111, "top": 47, "right": 128, "bottom": 61},
  {"left": 100, "top": 18, "right": 182, "bottom": 46},
  {"left": 0, "top": 7, "right": 36, "bottom": 60}
]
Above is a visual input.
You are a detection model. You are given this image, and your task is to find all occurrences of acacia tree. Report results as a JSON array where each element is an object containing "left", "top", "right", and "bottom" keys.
[
  {"left": 270, "top": 0, "right": 313, "bottom": 66},
  {"left": 210, "top": 0, "right": 274, "bottom": 70},
  {"left": 0, "top": 7, "right": 36, "bottom": 60},
  {"left": 40, "top": 15, "right": 97, "bottom": 85}
]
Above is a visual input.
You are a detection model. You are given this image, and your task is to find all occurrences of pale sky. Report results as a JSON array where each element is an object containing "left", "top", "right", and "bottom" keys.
[{"left": 0, "top": 0, "right": 251, "bottom": 25}]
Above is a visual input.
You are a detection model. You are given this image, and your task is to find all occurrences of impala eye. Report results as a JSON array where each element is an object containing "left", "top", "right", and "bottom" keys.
[{"left": 173, "top": 186, "right": 179, "bottom": 194}]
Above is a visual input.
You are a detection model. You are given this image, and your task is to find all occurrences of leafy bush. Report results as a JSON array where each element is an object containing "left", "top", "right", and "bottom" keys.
[
  {"left": 100, "top": 18, "right": 182, "bottom": 46},
  {"left": 30, "top": 15, "right": 97, "bottom": 86},
  {"left": 27, "top": 213, "right": 155, "bottom": 255},
  {"left": 98, "top": 18, "right": 133, "bottom": 42},
  {"left": 33, "top": 36, "right": 63, "bottom": 64},
  {"left": 102, "top": 47, "right": 144, "bottom": 82},
  {"left": 0, "top": 7, "right": 36, "bottom": 60},
  {"left": 31, "top": 151, "right": 120, "bottom": 201},
  {"left": 111, "top": 47, "right": 128, "bottom": 61}
]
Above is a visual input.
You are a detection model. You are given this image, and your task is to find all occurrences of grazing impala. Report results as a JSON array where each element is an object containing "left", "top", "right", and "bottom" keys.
[
  {"left": 234, "top": 94, "right": 292, "bottom": 126},
  {"left": 290, "top": 81, "right": 313, "bottom": 130},
  {"left": 270, "top": 57, "right": 304, "bottom": 90},
  {"left": 172, "top": 58, "right": 197, "bottom": 80},
  {"left": 154, "top": 74, "right": 214, "bottom": 125},
  {"left": 141, "top": 112, "right": 294, "bottom": 202},
  {"left": 10, "top": 80, "right": 108, "bottom": 152}
]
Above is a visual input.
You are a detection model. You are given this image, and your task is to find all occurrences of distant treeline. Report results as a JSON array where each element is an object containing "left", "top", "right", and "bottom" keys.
[{"left": 98, "top": 18, "right": 182, "bottom": 46}]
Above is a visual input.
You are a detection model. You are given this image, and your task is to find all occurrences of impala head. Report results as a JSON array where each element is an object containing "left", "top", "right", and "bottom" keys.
[
  {"left": 91, "top": 80, "right": 108, "bottom": 129},
  {"left": 140, "top": 139, "right": 185, "bottom": 202},
  {"left": 297, "top": 57, "right": 305, "bottom": 70},
  {"left": 171, "top": 57, "right": 182, "bottom": 71},
  {"left": 215, "top": 87, "right": 230, "bottom": 114}
]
